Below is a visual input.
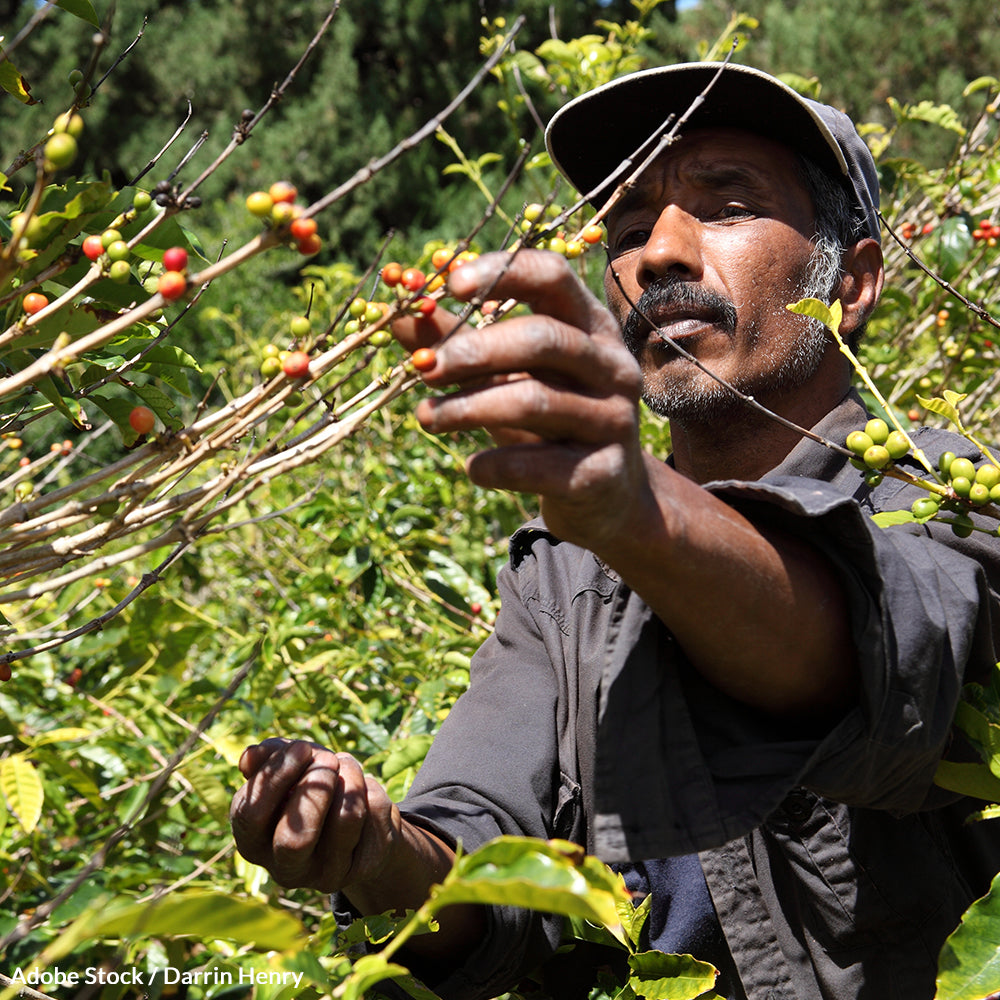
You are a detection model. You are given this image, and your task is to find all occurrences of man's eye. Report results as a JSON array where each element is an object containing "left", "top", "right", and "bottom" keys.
[
  {"left": 715, "top": 204, "right": 753, "bottom": 220},
  {"left": 611, "top": 229, "right": 650, "bottom": 254}
]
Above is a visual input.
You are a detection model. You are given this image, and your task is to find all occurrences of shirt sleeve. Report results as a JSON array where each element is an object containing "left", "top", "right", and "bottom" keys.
[
  {"left": 724, "top": 474, "right": 999, "bottom": 806},
  {"left": 373, "top": 547, "right": 579, "bottom": 1000},
  {"left": 590, "top": 473, "right": 1000, "bottom": 862}
]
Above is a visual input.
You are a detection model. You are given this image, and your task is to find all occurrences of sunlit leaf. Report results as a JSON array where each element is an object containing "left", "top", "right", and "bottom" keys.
[
  {"left": 431, "top": 837, "right": 629, "bottom": 934},
  {"left": 936, "top": 870, "right": 1000, "bottom": 1000},
  {"left": 934, "top": 761, "right": 1000, "bottom": 802},
  {"left": 964, "top": 76, "right": 1000, "bottom": 98},
  {"left": 916, "top": 394, "right": 964, "bottom": 428},
  {"left": 0, "top": 754, "right": 44, "bottom": 833},
  {"left": 333, "top": 954, "right": 412, "bottom": 1000},
  {"left": 24, "top": 727, "right": 94, "bottom": 747},
  {"left": 73, "top": 892, "right": 308, "bottom": 951},
  {"left": 786, "top": 296, "right": 842, "bottom": 333},
  {"left": 628, "top": 950, "right": 719, "bottom": 1000},
  {"left": 873, "top": 510, "right": 918, "bottom": 528},
  {"left": 0, "top": 49, "right": 35, "bottom": 104}
]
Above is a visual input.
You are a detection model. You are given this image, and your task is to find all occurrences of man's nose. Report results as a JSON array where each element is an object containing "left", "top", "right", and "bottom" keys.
[{"left": 635, "top": 204, "right": 703, "bottom": 290}]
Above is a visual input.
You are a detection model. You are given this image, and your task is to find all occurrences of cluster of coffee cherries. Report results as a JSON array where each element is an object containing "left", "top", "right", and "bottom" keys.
[
  {"left": 898, "top": 221, "right": 935, "bottom": 241},
  {"left": 81, "top": 221, "right": 190, "bottom": 304},
  {"left": 845, "top": 418, "right": 910, "bottom": 485},
  {"left": 42, "top": 109, "right": 84, "bottom": 173},
  {"left": 905, "top": 450, "right": 1000, "bottom": 538},
  {"left": 972, "top": 218, "right": 1000, "bottom": 245},
  {"left": 519, "top": 203, "right": 604, "bottom": 259},
  {"left": 244, "top": 181, "right": 321, "bottom": 256},
  {"left": 846, "top": 418, "right": 1000, "bottom": 537}
]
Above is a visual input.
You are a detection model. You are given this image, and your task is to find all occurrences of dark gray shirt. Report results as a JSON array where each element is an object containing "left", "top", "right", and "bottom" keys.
[{"left": 378, "top": 392, "right": 1000, "bottom": 999}]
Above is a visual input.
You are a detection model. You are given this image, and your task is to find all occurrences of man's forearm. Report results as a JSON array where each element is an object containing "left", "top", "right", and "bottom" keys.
[
  {"left": 344, "top": 820, "right": 486, "bottom": 961},
  {"left": 595, "top": 454, "right": 858, "bottom": 721}
]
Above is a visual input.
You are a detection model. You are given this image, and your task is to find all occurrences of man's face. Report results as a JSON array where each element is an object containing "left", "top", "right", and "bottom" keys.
[{"left": 603, "top": 128, "right": 838, "bottom": 423}]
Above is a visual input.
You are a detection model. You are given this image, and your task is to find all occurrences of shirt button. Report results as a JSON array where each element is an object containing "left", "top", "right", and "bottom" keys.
[{"left": 782, "top": 789, "right": 814, "bottom": 824}]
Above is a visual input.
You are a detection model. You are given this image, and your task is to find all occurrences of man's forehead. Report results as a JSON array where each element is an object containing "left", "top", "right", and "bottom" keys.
[{"left": 611, "top": 128, "right": 805, "bottom": 209}]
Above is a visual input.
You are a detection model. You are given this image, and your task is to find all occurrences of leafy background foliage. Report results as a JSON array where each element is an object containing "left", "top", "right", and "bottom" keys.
[{"left": 3, "top": 1, "right": 1000, "bottom": 999}]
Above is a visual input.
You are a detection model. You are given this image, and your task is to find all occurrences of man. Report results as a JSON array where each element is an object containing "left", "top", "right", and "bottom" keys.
[{"left": 231, "top": 63, "right": 1000, "bottom": 999}]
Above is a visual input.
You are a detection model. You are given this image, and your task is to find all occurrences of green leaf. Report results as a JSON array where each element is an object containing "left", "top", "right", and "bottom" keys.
[
  {"left": 0, "top": 753, "right": 44, "bottom": 833},
  {"left": 334, "top": 954, "right": 412, "bottom": 1000},
  {"left": 894, "top": 99, "right": 966, "bottom": 136},
  {"left": 936, "top": 870, "right": 1000, "bottom": 1000},
  {"left": 776, "top": 73, "right": 822, "bottom": 100},
  {"left": 964, "top": 76, "right": 1000, "bottom": 98},
  {"left": 0, "top": 48, "right": 36, "bottom": 104},
  {"left": 928, "top": 216, "right": 973, "bottom": 283},
  {"left": 916, "top": 393, "right": 965, "bottom": 428},
  {"left": 180, "top": 762, "right": 232, "bottom": 825},
  {"left": 934, "top": 761, "right": 1000, "bottom": 803},
  {"left": 381, "top": 734, "right": 434, "bottom": 781},
  {"left": 628, "top": 950, "right": 719, "bottom": 1000},
  {"left": 130, "top": 382, "right": 184, "bottom": 429},
  {"left": 33, "top": 372, "right": 90, "bottom": 429},
  {"left": 55, "top": 0, "right": 101, "bottom": 27},
  {"left": 873, "top": 509, "right": 918, "bottom": 528},
  {"left": 23, "top": 727, "right": 94, "bottom": 748},
  {"left": 431, "top": 837, "right": 630, "bottom": 933},
  {"left": 786, "top": 296, "right": 842, "bottom": 334},
  {"left": 78, "top": 892, "right": 308, "bottom": 950}
]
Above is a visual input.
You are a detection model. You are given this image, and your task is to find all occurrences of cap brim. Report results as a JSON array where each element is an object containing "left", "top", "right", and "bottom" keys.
[{"left": 546, "top": 62, "right": 849, "bottom": 207}]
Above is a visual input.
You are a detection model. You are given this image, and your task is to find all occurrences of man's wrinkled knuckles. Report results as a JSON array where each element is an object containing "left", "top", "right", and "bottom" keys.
[
  {"left": 423, "top": 380, "right": 638, "bottom": 441},
  {"left": 449, "top": 249, "right": 600, "bottom": 313}
]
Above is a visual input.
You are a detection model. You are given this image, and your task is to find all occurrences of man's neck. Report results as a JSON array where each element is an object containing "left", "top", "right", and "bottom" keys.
[{"left": 668, "top": 384, "right": 850, "bottom": 485}]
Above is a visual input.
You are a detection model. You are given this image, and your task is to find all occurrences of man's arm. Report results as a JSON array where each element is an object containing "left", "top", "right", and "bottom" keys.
[
  {"left": 229, "top": 738, "right": 485, "bottom": 961},
  {"left": 394, "top": 249, "right": 856, "bottom": 721}
]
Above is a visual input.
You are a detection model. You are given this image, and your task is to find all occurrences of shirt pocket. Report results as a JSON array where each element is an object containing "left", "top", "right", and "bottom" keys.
[{"left": 761, "top": 790, "right": 963, "bottom": 959}]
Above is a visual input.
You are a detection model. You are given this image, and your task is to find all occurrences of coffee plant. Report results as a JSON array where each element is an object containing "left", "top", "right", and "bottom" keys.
[{"left": 2, "top": 1, "right": 1000, "bottom": 999}]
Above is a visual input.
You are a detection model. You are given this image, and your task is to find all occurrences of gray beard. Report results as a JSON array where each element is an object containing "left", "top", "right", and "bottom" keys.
[{"left": 633, "top": 238, "right": 843, "bottom": 424}]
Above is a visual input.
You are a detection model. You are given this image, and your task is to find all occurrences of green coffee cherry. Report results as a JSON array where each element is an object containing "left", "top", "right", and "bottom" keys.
[
  {"left": 949, "top": 457, "right": 976, "bottom": 483},
  {"left": 108, "top": 260, "right": 131, "bottom": 283},
  {"left": 289, "top": 315, "right": 311, "bottom": 338},
  {"left": 952, "top": 513, "right": 975, "bottom": 538},
  {"left": 884, "top": 431, "right": 910, "bottom": 461},
  {"left": 975, "top": 464, "right": 1000, "bottom": 489},
  {"left": 911, "top": 496, "right": 940, "bottom": 519},
  {"left": 969, "top": 483, "right": 991, "bottom": 505},
  {"left": 939, "top": 451, "right": 956, "bottom": 476},
  {"left": 863, "top": 468, "right": 884, "bottom": 487},
  {"left": 863, "top": 444, "right": 891, "bottom": 470},
  {"left": 952, "top": 476, "right": 973, "bottom": 499},
  {"left": 864, "top": 418, "right": 890, "bottom": 445},
  {"left": 846, "top": 430, "right": 874, "bottom": 456}
]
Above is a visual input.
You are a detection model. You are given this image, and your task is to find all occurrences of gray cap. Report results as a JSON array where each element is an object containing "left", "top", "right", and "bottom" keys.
[{"left": 545, "top": 62, "right": 881, "bottom": 243}]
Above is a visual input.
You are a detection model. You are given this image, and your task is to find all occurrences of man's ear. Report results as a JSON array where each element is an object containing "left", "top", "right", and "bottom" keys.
[{"left": 836, "top": 238, "right": 884, "bottom": 339}]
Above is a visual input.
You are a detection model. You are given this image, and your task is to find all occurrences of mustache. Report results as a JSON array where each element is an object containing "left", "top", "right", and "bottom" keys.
[{"left": 620, "top": 277, "right": 738, "bottom": 353}]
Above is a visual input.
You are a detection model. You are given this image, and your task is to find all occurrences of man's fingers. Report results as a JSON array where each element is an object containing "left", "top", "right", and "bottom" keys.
[
  {"left": 446, "top": 249, "right": 619, "bottom": 344},
  {"left": 420, "top": 312, "right": 636, "bottom": 399},
  {"left": 270, "top": 749, "right": 344, "bottom": 885},
  {"left": 390, "top": 303, "right": 465, "bottom": 352},
  {"left": 416, "top": 375, "right": 638, "bottom": 443},
  {"left": 270, "top": 752, "right": 369, "bottom": 890},
  {"left": 231, "top": 741, "right": 334, "bottom": 864}
]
